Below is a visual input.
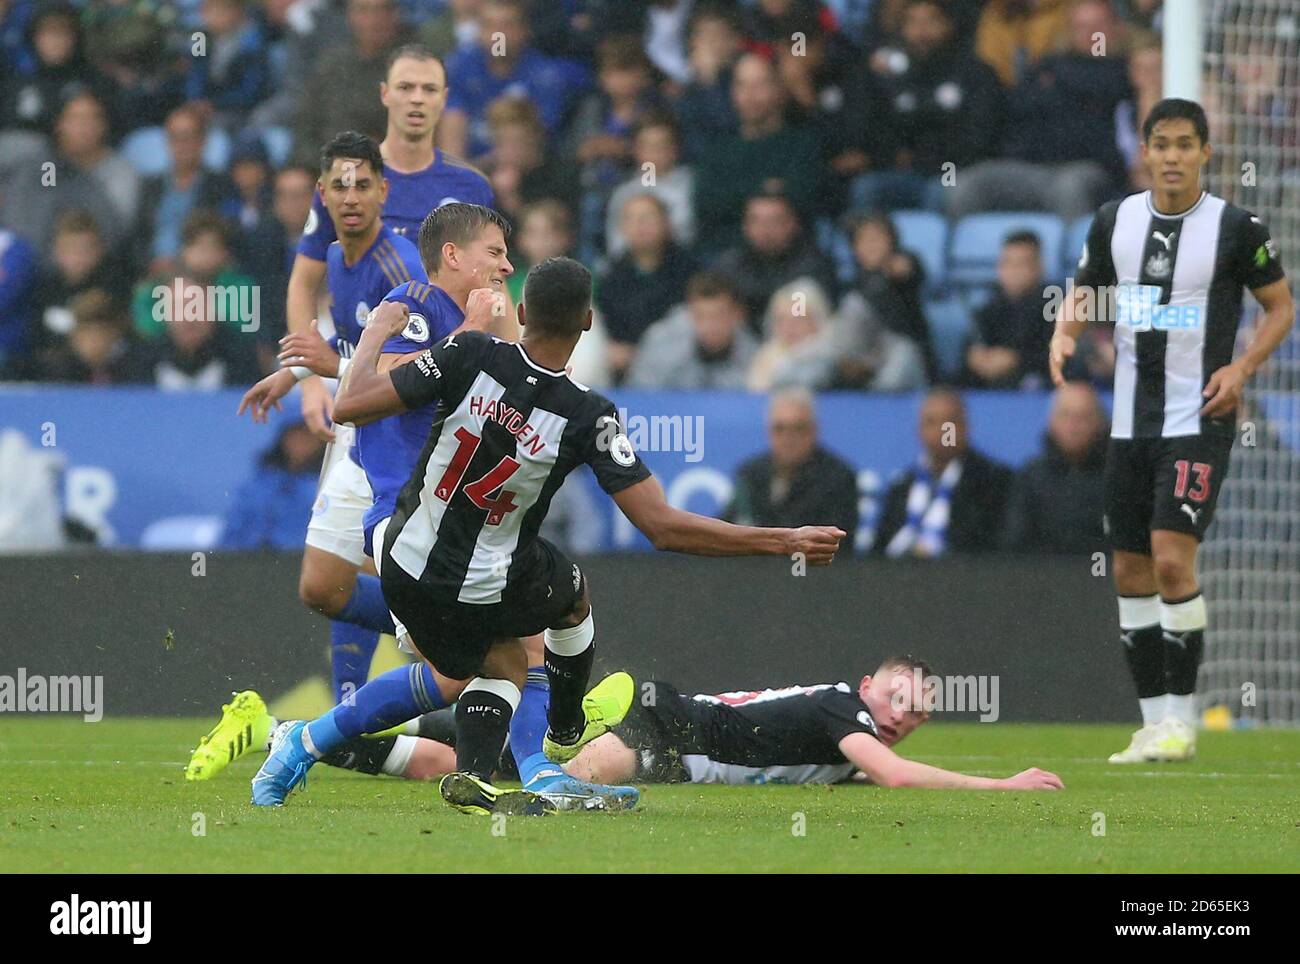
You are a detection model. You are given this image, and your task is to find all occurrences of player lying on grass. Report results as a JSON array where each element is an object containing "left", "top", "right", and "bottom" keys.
[
  {"left": 289, "top": 654, "right": 1063, "bottom": 791},
  {"left": 561, "top": 656, "right": 1064, "bottom": 791},
  {"left": 253, "top": 257, "right": 846, "bottom": 815}
]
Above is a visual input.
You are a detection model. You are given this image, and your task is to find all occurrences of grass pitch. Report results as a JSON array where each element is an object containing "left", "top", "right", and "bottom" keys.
[{"left": 2, "top": 719, "right": 1297, "bottom": 873}]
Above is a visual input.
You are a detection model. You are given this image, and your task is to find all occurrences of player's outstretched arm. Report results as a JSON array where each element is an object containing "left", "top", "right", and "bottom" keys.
[
  {"left": 839, "top": 733, "right": 1064, "bottom": 790},
  {"left": 1201, "top": 278, "right": 1294, "bottom": 417},
  {"left": 611, "top": 475, "right": 845, "bottom": 563},
  {"left": 333, "top": 301, "right": 412, "bottom": 426},
  {"left": 237, "top": 368, "right": 296, "bottom": 423},
  {"left": 286, "top": 253, "right": 335, "bottom": 440}
]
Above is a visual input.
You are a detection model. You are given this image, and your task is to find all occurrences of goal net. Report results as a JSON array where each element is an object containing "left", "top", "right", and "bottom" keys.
[{"left": 1199, "top": 0, "right": 1300, "bottom": 725}]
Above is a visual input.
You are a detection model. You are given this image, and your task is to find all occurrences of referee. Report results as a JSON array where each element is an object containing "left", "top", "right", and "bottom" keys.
[{"left": 1050, "top": 98, "right": 1294, "bottom": 763}]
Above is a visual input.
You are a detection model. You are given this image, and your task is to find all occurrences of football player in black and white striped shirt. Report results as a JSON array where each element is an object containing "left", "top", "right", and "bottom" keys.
[
  {"left": 314, "top": 655, "right": 1065, "bottom": 791},
  {"left": 333, "top": 256, "right": 846, "bottom": 815},
  {"left": 1050, "top": 98, "right": 1294, "bottom": 763},
  {"left": 565, "top": 656, "right": 1062, "bottom": 791}
]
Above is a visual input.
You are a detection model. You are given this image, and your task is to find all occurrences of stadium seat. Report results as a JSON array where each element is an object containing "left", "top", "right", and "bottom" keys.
[
  {"left": 260, "top": 126, "right": 293, "bottom": 168},
  {"left": 892, "top": 210, "right": 949, "bottom": 291},
  {"left": 121, "top": 126, "right": 170, "bottom": 177},
  {"left": 1064, "top": 215, "right": 1093, "bottom": 277},
  {"left": 122, "top": 125, "right": 234, "bottom": 177},
  {"left": 826, "top": 223, "right": 858, "bottom": 287},
  {"left": 948, "top": 213, "right": 1066, "bottom": 289},
  {"left": 923, "top": 295, "right": 973, "bottom": 379},
  {"left": 203, "top": 127, "right": 231, "bottom": 172},
  {"left": 139, "top": 515, "right": 223, "bottom": 551}
]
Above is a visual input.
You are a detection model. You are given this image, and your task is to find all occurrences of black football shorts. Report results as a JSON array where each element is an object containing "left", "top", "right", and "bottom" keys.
[
  {"left": 1103, "top": 433, "right": 1234, "bottom": 554},
  {"left": 381, "top": 537, "right": 585, "bottom": 680}
]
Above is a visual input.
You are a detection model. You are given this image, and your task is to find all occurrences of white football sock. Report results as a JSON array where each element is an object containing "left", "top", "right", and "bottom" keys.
[
  {"left": 1139, "top": 696, "right": 1167, "bottom": 727},
  {"left": 1166, "top": 694, "right": 1197, "bottom": 728},
  {"left": 381, "top": 735, "right": 419, "bottom": 776}
]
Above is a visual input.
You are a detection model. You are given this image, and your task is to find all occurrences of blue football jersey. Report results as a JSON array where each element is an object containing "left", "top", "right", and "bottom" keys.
[
  {"left": 356, "top": 279, "right": 466, "bottom": 551},
  {"left": 299, "top": 151, "right": 494, "bottom": 261},
  {"left": 324, "top": 226, "right": 425, "bottom": 357}
]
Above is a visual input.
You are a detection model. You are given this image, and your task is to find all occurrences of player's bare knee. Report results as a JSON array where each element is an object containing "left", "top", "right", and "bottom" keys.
[
  {"left": 554, "top": 588, "right": 591, "bottom": 629},
  {"left": 1112, "top": 551, "right": 1156, "bottom": 595},
  {"left": 297, "top": 572, "right": 330, "bottom": 613},
  {"left": 299, "top": 549, "right": 357, "bottom": 616},
  {"left": 1152, "top": 552, "right": 1197, "bottom": 598},
  {"left": 481, "top": 639, "right": 528, "bottom": 689},
  {"left": 297, "top": 573, "right": 346, "bottom": 616}
]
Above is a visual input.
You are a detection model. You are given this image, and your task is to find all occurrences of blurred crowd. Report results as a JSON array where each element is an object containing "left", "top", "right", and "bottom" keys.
[
  {"left": 723, "top": 381, "right": 1111, "bottom": 557},
  {"left": 212, "top": 380, "right": 1113, "bottom": 555},
  {"left": 0, "top": 0, "right": 1194, "bottom": 394}
]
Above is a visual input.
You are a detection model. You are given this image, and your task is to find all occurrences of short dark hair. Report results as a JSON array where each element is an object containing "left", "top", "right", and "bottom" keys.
[
  {"left": 1142, "top": 97, "right": 1209, "bottom": 145},
  {"left": 1004, "top": 230, "right": 1041, "bottom": 254},
  {"left": 597, "top": 34, "right": 651, "bottom": 73},
  {"left": 416, "top": 202, "right": 512, "bottom": 272},
  {"left": 385, "top": 43, "right": 445, "bottom": 79},
  {"left": 60, "top": 87, "right": 107, "bottom": 120},
  {"left": 745, "top": 187, "right": 797, "bottom": 218},
  {"left": 632, "top": 108, "right": 681, "bottom": 145},
  {"left": 877, "top": 654, "right": 935, "bottom": 679},
  {"left": 71, "top": 289, "right": 122, "bottom": 329},
  {"left": 618, "top": 191, "right": 670, "bottom": 222},
  {"left": 54, "top": 208, "right": 101, "bottom": 240},
  {"left": 904, "top": 0, "right": 951, "bottom": 22},
  {"left": 688, "top": 1, "right": 741, "bottom": 38},
  {"left": 319, "top": 130, "right": 385, "bottom": 179},
  {"left": 277, "top": 162, "right": 319, "bottom": 184},
  {"left": 844, "top": 210, "right": 898, "bottom": 249},
  {"left": 521, "top": 199, "right": 574, "bottom": 236},
  {"left": 522, "top": 257, "right": 592, "bottom": 337},
  {"left": 31, "top": 1, "right": 80, "bottom": 34},
  {"left": 181, "top": 210, "right": 233, "bottom": 250},
  {"left": 686, "top": 269, "right": 740, "bottom": 303}
]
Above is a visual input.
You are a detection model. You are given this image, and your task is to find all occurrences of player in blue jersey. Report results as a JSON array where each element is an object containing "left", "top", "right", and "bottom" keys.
[
  {"left": 228, "top": 133, "right": 425, "bottom": 707},
  {"left": 252, "top": 203, "right": 639, "bottom": 811},
  {"left": 223, "top": 187, "right": 635, "bottom": 809},
  {"left": 280, "top": 45, "right": 498, "bottom": 707},
  {"left": 193, "top": 135, "right": 443, "bottom": 767},
  {"left": 288, "top": 43, "right": 495, "bottom": 444},
  {"left": 187, "top": 132, "right": 426, "bottom": 780}
]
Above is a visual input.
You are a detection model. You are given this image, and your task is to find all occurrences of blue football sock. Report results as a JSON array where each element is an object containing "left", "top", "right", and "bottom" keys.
[
  {"left": 329, "top": 621, "right": 380, "bottom": 703},
  {"left": 336, "top": 574, "right": 397, "bottom": 635},
  {"left": 520, "top": 751, "right": 566, "bottom": 788},
  {"left": 514, "top": 667, "right": 566, "bottom": 787},
  {"left": 305, "top": 663, "right": 447, "bottom": 758}
]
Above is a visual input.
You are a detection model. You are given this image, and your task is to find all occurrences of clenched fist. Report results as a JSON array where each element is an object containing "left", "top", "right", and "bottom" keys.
[{"left": 785, "top": 526, "right": 847, "bottom": 566}]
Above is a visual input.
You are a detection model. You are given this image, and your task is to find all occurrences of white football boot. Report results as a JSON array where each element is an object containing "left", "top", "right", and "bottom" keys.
[
  {"left": 1107, "top": 723, "right": 1162, "bottom": 763},
  {"left": 1144, "top": 718, "right": 1196, "bottom": 762}
]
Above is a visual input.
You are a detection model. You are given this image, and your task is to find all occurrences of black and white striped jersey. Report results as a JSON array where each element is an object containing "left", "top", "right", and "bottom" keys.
[
  {"left": 690, "top": 682, "right": 879, "bottom": 769},
  {"left": 1075, "top": 190, "right": 1284, "bottom": 439},
  {"left": 384, "top": 330, "right": 650, "bottom": 603}
]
